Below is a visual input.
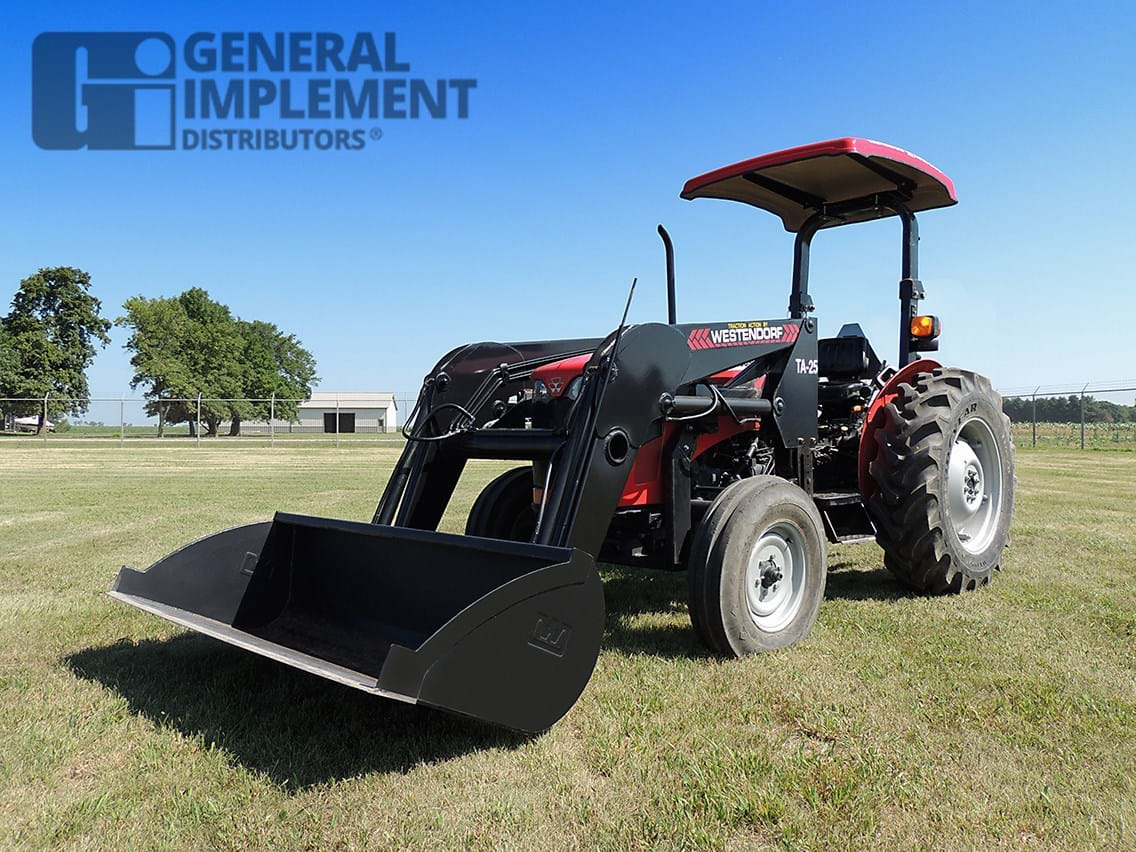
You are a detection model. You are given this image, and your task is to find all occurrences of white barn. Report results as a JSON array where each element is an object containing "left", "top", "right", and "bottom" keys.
[
  {"left": 296, "top": 392, "right": 398, "bottom": 433},
  {"left": 234, "top": 392, "right": 399, "bottom": 434}
]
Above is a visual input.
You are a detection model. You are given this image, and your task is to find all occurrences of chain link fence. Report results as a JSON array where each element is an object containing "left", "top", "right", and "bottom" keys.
[
  {"left": 3, "top": 382, "right": 1134, "bottom": 449},
  {"left": 0, "top": 394, "right": 420, "bottom": 446},
  {"left": 998, "top": 380, "right": 1136, "bottom": 449}
]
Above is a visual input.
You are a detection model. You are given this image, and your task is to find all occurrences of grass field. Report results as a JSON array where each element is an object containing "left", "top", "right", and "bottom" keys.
[{"left": 0, "top": 445, "right": 1133, "bottom": 849}]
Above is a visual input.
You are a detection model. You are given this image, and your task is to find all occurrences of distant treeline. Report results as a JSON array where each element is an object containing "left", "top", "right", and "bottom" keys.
[{"left": 1003, "top": 394, "right": 1136, "bottom": 423}]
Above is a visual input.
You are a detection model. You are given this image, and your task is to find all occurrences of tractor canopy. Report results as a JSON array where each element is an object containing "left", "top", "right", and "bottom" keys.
[{"left": 680, "top": 137, "right": 956, "bottom": 232}]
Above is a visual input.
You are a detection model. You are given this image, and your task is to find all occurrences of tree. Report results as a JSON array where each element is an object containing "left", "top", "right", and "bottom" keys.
[
  {"left": 0, "top": 325, "right": 18, "bottom": 428},
  {"left": 1, "top": 268, "right": 111, "bottom": 433},
  {"left": 117, "top": 289, "right": 317, "bottom": 437},
  {"left": 0, "top": 326, "right": 15, "bottom": 379},
  {"left": 118, "top": 288, "right": 244, "bottom": 436},
  {"left": 233, "top": 320, "right": 318, "bottom": 434}
]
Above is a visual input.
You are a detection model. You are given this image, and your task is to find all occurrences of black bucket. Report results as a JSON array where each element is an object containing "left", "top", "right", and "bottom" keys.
[{"left": 111, "top": 513, "right": 604, "bottom": 732}]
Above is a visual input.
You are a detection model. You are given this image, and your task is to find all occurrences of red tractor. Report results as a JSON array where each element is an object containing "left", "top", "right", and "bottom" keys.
[{"left": 114, "top": 138, "right": 1014, "bottom": 732}]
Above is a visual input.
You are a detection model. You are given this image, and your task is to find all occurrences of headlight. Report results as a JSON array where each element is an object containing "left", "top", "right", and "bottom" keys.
[
  {"left": 565, "top": 376, "right": 584, "bottom": 401},
  {"left": 533, "top": 379, "right": 550, "bottom": 402}
]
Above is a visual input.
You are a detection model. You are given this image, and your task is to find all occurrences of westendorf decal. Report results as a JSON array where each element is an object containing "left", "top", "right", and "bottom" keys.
[{"left": 687, "top": 322, "right": 800, "bottom": 351}]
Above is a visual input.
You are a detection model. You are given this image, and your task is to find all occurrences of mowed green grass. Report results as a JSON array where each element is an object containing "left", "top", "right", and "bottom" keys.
[{"left": 0, "top": 446, "right": 1133, "bottom": 849}]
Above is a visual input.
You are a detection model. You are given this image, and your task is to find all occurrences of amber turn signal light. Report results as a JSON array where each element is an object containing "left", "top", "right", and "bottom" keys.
[{"left": 910, "top": 315, "right": 941, "bottom": 338}]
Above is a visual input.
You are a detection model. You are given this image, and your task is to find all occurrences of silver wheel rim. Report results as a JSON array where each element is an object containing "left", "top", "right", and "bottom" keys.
[
  {"left": 745, "top": 521, "right": 806, "bottom": 633},
  {"left": 947, "top": 416, "right": 1003, "bottom": 554}
]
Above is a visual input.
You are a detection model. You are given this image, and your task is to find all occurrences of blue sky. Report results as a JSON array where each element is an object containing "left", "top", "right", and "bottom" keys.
[{"left": 1, "top": 1, "right": 1133, "bottom": 400}]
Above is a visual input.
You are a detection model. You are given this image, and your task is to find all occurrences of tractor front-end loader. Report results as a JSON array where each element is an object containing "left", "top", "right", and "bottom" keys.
[{"left": 112, "top": 138, "right": 1014, "bottom": 732}]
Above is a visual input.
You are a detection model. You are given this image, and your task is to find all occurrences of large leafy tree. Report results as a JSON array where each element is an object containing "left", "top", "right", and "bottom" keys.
[
  {"left": 0, "top": 326, "right": 18, "bottom": 426},
  {"left": 231, "top": 320, "right": 318, "bottom": 435},
  {"left": 0, "top": 326, "right": 16, "bottom": 382},
  {"left": 118, "top": 289, "right": 317, "bottom": 436},
  {"left": 1, "top": 268, "right": 111, "bottom": 433},
  {"left": 119, "top": 288, "right": 243, "bottom": 436}
]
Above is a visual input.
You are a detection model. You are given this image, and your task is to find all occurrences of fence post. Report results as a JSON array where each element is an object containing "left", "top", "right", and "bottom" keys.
[
  {"left": 196, "top": 393, "right": 202, "bottom": 447},
  {"left": 335, "top": 393, "right": 340, "bottom": 449},
  {"left": 1080, "top": 383, "right": 1088, "bottom": 450},
  {"left": 43, "top": 394, "right": 49, "bottom": 446},
  {"left": 120, "top": 394, "right": 125, "bottom": 447},
  {"left": 270, "top": 393, "right": 275, "bottom": 448},
  {"left": 1031, "top": 386, "right": 1039, "bottom": 448}
]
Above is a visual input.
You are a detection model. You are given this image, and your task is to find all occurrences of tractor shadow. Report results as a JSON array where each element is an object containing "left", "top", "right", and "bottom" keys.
[
  {"left": 599, "top": 557, "right": 913, "bottom": 659},
  {"left": 600, "top": 566, "right": 713, "bottom": 659},
  {"left": 67, "top": 563, "right": 911, "bottom": 788},
  {"left": 66, "top": 635, "right": 527, "bottom": 791},
  {"left": 823, "top": 559, "right": 914, "bottom": 602}
]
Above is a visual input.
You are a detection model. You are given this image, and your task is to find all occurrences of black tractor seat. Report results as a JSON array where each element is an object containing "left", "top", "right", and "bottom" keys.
[{"left": 818, "top": 324, "right": 881, "bottom": 381}]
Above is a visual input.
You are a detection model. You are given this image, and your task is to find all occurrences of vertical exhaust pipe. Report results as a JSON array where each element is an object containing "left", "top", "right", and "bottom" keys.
[{"left": 657, "top": 224, "right": 677, "bottom": 324}]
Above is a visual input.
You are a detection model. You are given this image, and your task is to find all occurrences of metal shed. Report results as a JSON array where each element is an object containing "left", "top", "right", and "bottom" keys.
[{"left": 296, "top": 392, "right": 399, "bottom": 433}]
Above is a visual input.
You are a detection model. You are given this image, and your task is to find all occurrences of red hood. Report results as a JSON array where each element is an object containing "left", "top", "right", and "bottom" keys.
[
  {"left": 532, "top": 354, "right": 591, "bottom": 398},
  {"left": 532, "top": 354, "right": 763, "bottom": 398}
]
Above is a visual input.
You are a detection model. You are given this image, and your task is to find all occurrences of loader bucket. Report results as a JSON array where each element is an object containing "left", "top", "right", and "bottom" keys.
[{"left": 110, "top": 513, "right": 604, "bottom": 733}]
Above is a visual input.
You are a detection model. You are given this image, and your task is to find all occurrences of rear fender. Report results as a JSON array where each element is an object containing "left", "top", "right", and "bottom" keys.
[{"left": 858, "top": 358, "right": 941, "bottom": 498}]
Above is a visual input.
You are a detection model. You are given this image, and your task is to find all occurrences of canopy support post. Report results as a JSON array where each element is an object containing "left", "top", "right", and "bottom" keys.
[
  {"left": 789, "top": 215, "right": 825, "bottom": 319},
  {"left": 896, "top": 203, "right": 922, "bottom": 367}
]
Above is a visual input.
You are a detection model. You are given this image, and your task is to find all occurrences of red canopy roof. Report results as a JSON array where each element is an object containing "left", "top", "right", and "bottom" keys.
[{"left": 680, "top": 138, "right": 957, "bottom": 232}]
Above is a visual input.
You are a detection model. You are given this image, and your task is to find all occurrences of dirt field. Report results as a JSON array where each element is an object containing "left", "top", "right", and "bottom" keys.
[{"left": 0, "top": 445, "right": 1133, "bottom": 849}]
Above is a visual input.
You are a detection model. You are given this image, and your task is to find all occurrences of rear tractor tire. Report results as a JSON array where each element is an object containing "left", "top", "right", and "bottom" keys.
[
  {"left": 688, "top": 476, "right": 828, "bottom": 657},
  {"left": 465, "top": 466, "right": 538, "bottom": 543},
  {"left": 867, "top": 367, "right": 1014, "bottom": 593}
]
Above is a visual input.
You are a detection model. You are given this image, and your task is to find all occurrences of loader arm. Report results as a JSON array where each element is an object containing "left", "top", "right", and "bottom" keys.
[{"left": 382, "top": 318, "right": 818, "bottom": 558}]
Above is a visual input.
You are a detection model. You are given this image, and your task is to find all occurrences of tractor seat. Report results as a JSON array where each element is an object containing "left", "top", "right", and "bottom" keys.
[{"left": 818, "top": 325, "right": 881, "bottom": 381}]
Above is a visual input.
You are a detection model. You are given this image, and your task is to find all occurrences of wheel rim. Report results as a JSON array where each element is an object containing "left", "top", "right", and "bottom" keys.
[
  {"left": 744, "top": 521, "right": 807, "bottom": 633},
  {"left": 947, "top": 416, "right": 1003, "bottom": 554}
]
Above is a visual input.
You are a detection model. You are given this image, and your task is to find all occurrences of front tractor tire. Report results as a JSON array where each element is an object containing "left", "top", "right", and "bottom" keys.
[
  {"left": 465, "top": 466, "right": 537, "bottom": 542},
  {"left": 867, "top": 367, "right": 1014, "bottom": 593},
  {"left": 688, "top": 476, "right": 828, "bottom": 657}
]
